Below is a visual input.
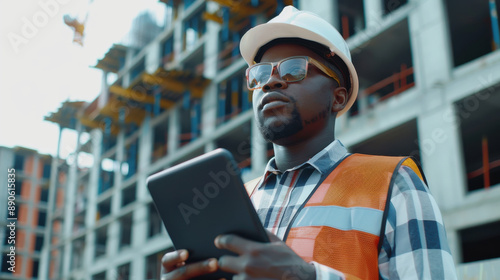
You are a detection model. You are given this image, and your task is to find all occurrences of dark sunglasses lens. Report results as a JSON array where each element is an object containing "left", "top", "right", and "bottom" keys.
[
  {"left": 279, "top": 58, "right": 307, "bottom": 82},
  {"left": 248, "top": 64, "right": 272, "bottom": 89}
]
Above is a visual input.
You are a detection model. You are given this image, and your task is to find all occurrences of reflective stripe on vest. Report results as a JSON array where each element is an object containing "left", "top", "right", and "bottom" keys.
[
  {"left": 283, "top": 154, "right": 424, "bottom": 280},
  {"left": 291, "top": 206, "right": 383, "bottom": 236}
]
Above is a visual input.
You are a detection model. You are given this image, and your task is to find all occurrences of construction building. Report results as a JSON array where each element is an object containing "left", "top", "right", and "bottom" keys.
[
  {"left": 0, "top": 146, "right": 67, "bottom": 280},
  {"left": 40, "top": 0, "right": 500, "bottom": 279}
]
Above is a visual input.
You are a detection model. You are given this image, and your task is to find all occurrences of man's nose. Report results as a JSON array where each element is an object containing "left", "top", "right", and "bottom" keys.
[{"left": 262, "top": 71, "right": 288, "bottom": 91}]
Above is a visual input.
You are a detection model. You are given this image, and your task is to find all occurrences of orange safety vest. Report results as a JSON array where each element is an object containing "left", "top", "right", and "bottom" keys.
[{"left": 246, "top": 154, "right": 425, "bottom": 280}]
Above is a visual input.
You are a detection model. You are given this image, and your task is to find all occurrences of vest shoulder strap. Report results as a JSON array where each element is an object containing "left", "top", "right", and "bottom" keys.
[{"left": 305, "top": 154, "right": 406, "bottom": 209}]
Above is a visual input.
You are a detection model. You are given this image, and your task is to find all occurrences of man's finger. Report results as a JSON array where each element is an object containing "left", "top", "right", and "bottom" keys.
[
  {"left": 218, "top": 255, "right": 243, "bottom": 274},
  {"left": 161, "top": 250, "right": 189, "bottom": 272},
  {"left": 165, "top": 258, "right": 218, "bottom": 280},
  {"left": 215, "top": 234, "right": 260, "bottom": 254}
]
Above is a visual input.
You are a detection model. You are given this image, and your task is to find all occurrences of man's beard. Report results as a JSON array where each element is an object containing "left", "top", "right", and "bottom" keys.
[{"left": 257, "top": 106, "right": 303, "bottom": 142}]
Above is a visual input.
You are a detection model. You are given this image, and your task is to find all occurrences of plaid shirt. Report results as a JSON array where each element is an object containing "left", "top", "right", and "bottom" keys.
[{"left": 250, "top": 140, "right": 457, "bottom": 280}]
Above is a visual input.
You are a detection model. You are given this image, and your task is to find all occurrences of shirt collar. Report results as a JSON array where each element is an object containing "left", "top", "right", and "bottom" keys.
[{"left": 262, "top": 139, "right": 349, "bottom": 182}]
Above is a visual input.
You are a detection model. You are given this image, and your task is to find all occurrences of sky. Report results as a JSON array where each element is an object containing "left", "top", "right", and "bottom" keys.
[{"left": 0, "top": 0, "right": 164, "bottom": 159}]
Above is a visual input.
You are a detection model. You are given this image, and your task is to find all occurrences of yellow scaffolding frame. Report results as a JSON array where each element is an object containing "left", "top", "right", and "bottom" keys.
[
  {"left": 109, "top": 85, "right": 175, "bottom": 109},
  {"left": 78, "top": 116, "right": 119, "bottom": 135},
  {"left": 98, "top": 97, "right": 148, "bottom": 126}
]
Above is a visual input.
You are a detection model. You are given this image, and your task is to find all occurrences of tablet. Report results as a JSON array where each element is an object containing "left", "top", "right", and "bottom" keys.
[{"left": 147, "top": 148, "right": 269, "bottom": 279}]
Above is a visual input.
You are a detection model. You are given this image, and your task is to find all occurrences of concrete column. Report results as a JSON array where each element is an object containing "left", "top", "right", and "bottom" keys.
[
  {"left": 98, "top": 72, "right": 109, "bottom": 109},
  {"left": 107, "top": 134, "right": 125, "bottom": 274},
  {"left": 83, "top": 130, "right": 114, "bottom": 276},
  {"left": 173, "top": 10, "right": 184, "bottom": 59},
  {"left": 134, "top": 115, "right": 153, "bottom": 270},
  {"left": 202, "top": 83, "right": 218, "bottom": 138},
  {"left": 130, "top": 115, "right": 152, "bottom": 279},
  {"left": 86, "top": 132, "right": 106, "bottom": 230},
  {"left": 138, "top": 115, "right": 152, "bottom": 197},
  {"left": 123, "top": 49, "right": 136, "bottom": 88},
  {"left": 364, "top": 0, "right": 384, "bottom": 29},
  {"left": 106, "top": 133, "right": 125, "bottom": 272},
  {"left": 202, "top": 2, "right": 220, "bottom": 149},
  {"left": 107, "top": 218, "right": 119, "bottom": 264},
  {"left": 102, "top": 71, "right": 109, "bottom": 94},
  {"left": 111, "top": 131, "right": 126, "bottom": 215},
  {"left": 61, "top": 122, "right": 83, "bottom": 279},
  {"left": 168, "top": 107, "right": 181, "bottom": 154},
  {"left": 131, "top": 206, "right": 148, "bottom": 279},
  {"left": 83, "top": 128, "right": 103, "bottom": 274},
  {"left": 408, "top": 0, "right": 453, "bottom": 90},
  {"left": 146, "top": 43, "right": 161, "bottom": 74},
  {"left": 417, "top": 103, "right": 467, "bottom": 210},
  {"left": 111, "top": 131, "right": 130, "bottom": 227},
  {"left": 299, "top": 0, "right": 336, "bottom": 27},
  {"left": 40, "top": 126, "right": 63, "bottom": 280},
  {"left": 330, "top": 0, "right": 339, "bottom": 28},
  {"left": 107, "top": 267, "right": 118, "bottom": 280},
  {"left": 204, "top": 1, "right": 220, "bottom": 80},
  {"left": 200, "top": 4, "right": 219, "bottom": 139}
]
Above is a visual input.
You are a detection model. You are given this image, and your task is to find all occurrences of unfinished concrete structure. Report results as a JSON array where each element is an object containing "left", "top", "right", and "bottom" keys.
[
  {"left": 41, "top": 0, "right": 500, "bottom": 279},
  {"left": 0, "top": 146, "right": 66, "bottom": 280}
]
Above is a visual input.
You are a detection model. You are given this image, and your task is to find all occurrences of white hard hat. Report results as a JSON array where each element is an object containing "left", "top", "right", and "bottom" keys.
[{"left": 240, "top": 6, "right": 359, "bottom": 116}]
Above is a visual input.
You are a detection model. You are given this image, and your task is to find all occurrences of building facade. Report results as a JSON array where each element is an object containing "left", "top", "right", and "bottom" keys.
[
  {"left": 0, "top": 146, "right": 66, "bottom": 280},
  {"left": 42, "top": 0, "right": 500, "bottom": 279}
]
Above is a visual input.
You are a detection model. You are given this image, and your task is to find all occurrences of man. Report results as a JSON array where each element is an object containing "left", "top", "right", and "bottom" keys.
[{"left": 161, "top": 6, "right": 457, "bottom": 280}]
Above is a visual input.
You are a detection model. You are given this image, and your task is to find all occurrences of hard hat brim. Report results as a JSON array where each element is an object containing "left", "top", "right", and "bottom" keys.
[{"left": 240, "top": 22, "right": 359, "bottom": 117}]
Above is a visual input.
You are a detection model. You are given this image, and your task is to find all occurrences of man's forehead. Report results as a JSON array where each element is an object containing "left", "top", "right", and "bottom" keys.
[
  {"left": 259, "top": 43, "right": 324, "bottom": 62},
  {"left": 254, "top": 38, "right": 331, "bottom": 63}
]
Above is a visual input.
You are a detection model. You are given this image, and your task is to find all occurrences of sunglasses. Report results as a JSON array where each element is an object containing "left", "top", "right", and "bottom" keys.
[{"left": 246, "top": 56, "right": 341, "bottom": 90}]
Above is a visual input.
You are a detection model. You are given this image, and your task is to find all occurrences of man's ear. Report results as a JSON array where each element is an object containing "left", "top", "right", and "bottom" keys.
[{"left": 331, "top": 87, "right": 348, "bottom": 113}]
